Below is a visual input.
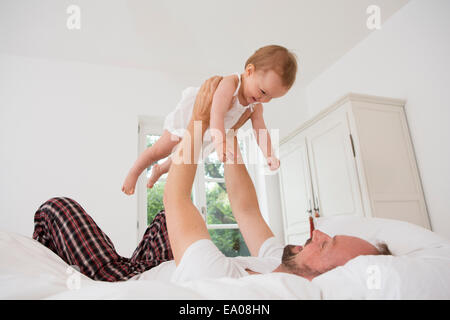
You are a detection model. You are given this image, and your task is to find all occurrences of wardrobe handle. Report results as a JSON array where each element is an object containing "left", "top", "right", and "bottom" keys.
[
  {"left": 308, "top": 198, "right": 314, "bottom": 239},
  {"left": 314, "top": 195, "right": 321, "bottom": 218},
  {"left": 306, "top": 198, "right": 313, "bottom": 217}
]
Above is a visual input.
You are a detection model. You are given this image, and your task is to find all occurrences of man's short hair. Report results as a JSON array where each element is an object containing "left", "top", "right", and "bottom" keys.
[{"left": 374, "top": 242, "right": 392, "bottom": 255}]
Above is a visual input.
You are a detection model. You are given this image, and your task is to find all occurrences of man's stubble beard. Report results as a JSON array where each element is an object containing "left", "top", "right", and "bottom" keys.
[{"left": 281, "top": 245, "right": 322, "bottom": 279}]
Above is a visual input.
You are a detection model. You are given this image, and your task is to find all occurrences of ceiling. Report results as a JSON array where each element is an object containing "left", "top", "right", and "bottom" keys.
[{"left": 0, "top": 0, "right": 410, "bottom": 87}]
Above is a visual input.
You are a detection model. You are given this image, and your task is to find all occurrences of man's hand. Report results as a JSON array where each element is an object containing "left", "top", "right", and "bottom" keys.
[
  {"left": 192, "top": 76, "right": 223, "bottom": 124},
  {"left": 191, "top": 75, "right": 227, "bottom": 161}
]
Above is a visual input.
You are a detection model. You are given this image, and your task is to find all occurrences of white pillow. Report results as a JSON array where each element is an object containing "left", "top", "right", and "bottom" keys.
[{"left": 311, "top": 216, "right": 450, "bottom": 299}]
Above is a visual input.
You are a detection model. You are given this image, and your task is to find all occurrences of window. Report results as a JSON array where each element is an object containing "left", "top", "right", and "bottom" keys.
[
  {"left": 197, "top": 151, "right": 250, "bottom": 257},
  {"left": 145, "top": 134, "right": 168, "bottom": 224},
  {"left": 137, "top": 120, "right": 250, "bottom": 257}
]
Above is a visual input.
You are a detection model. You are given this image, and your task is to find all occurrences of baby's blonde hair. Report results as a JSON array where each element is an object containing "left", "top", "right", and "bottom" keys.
[{"left": 245, "top": 45, "right": 298, "bottom": 90}]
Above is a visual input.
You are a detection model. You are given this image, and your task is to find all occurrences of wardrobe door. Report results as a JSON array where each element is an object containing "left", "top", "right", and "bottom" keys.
[
  {"left": 279, "top": 134, "right": 314, "bottom": 245},
  {"left": 306, "top": 109, "right": 364, "bottom": 218},
  {"left": 350, "top": 103, "right": 431, "bottom": 228}
]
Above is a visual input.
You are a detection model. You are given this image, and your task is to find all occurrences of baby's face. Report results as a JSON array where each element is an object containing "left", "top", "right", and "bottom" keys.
[{"left": 243, "top": 66, "right": 289, "bottom": 105}]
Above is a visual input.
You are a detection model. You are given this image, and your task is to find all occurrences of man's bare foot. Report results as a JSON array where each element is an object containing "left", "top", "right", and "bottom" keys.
[
  {"left": 147, "top": 164, "right": 163, "bottom": 189},
  {"left": 122, "top": 172, "right": 138, "bottom": 195}
]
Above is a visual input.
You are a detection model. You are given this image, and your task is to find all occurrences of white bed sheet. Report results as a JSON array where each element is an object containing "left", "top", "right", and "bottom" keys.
[
  {"left": 2, "top": 215, "right": 450, "bottom": 300},
  {"left": 0, "top": 231, "right": 320, "bottom": 300}
]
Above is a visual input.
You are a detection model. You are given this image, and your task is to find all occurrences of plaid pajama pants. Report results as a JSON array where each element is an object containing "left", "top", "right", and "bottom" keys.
[{"left": 32, "top": 197, "right": 173, "bottom": 282}]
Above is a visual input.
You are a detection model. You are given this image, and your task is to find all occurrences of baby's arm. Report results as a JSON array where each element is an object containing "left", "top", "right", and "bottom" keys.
[
  {"left": 250, "top": 104, "right": 280, "bottom": 170},
  {"left": 210, "top": 76, "right": 238, "bottom": 162}
]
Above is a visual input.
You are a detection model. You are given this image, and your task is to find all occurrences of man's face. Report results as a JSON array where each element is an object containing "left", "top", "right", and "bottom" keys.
[{"left": 281, "top": 230, "right": 379, "bottom": 280}]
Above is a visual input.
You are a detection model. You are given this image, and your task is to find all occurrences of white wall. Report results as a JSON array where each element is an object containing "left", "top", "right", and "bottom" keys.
[
  {"left": 0, "top": 52, "right": 303, "bottom": 255},
  {"left": 4, "top": 0, "right": 446, "bottom": 255},
  {"left": 304, "top": 0, "right": 450, "bottom": 238},
  {"left": 0, "top": 53, "right": 201, "bottom": 256}
]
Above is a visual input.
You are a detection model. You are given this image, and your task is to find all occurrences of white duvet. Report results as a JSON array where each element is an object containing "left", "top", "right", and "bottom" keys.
[
  {"left": 0, "top": 230, "right": 320, "bottom": 300},
  {"left": 1, "top": 216, "right": 450, "bottom": 300}
]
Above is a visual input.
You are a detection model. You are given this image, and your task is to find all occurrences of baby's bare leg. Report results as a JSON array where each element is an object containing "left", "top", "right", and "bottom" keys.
[
  {"left": 122, "top": 130, "right": 180, "bottom": 195},
  {"left": 147, "top": 157, "right": 172, "bottom": 189}
]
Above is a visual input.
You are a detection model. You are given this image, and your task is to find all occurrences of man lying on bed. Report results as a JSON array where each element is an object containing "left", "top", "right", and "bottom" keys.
[{"left": 33, "top": 76, "right": 390, "bottom": 283}]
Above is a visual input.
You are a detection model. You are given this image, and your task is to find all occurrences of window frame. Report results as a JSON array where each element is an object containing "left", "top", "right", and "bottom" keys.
[
  {"left": 194, "top": 161, "right": 239, "bottom": 230},
  {"left": 136, "top": 117, "right": 243, "bottom": 243},
  {"left": 136, "top": 116, "right": 166, "bottom": 241}
]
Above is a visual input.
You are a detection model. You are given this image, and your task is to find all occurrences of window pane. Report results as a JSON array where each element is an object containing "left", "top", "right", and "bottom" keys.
[
  {"left": 204, "top": 152, "right": 224, "bottom": 179},
  {"left": 147, "top": 180, "right": 165, "bottom": 223},
  {"left": 205, "top": 181, "right": 236, "bottom": 225},
  {"left": 238, "top": 138, "right": 247, "bottom": 161},
  {"left": 145, "top": 134, "right": 168, "bottom": 180},
  {"left": 146, "top": 135, "right": 160, "bottom": 148},
  {"left": 209, "top": 229, "right": 250, "bottom": 257}
]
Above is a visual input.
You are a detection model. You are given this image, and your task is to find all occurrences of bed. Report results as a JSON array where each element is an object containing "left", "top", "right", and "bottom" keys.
[{"left": 1, "top": 215, "right": 449, "bottom": 300}]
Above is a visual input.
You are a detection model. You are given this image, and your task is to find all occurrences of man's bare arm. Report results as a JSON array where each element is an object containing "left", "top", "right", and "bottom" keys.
[
  {"left": 163, "top": 76, "right": 222, "bottom": 266},
  {"left": 224, "top": 138, "right": 274, "bottom": 257}
]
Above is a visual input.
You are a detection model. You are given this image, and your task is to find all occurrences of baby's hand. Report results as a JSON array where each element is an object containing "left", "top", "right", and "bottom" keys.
[{"left": 267, "top": 156, "right": 280, "bottom": 171}]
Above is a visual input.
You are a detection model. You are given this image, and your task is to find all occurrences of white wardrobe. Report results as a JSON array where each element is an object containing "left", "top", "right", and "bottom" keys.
[{"left": 278, "top": 93, "right": 431, "bottom": 245}]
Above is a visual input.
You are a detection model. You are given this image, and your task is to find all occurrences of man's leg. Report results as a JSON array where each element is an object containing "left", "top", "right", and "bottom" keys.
[
  {"left": 33, "top": 197, "right": 172, "bottom": 281},
  {"left": 130, "top": 210, "right": 173, "bottom": 264}
]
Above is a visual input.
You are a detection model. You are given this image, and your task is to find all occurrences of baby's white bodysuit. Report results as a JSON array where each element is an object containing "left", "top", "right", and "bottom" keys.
[{"left": 163, "top": 73, "right": 256, "bottom": 156}]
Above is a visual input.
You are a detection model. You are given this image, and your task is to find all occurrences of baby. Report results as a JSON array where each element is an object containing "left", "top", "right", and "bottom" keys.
[{"left": 122, "top": 45, "right": 298, "bottom": 195}]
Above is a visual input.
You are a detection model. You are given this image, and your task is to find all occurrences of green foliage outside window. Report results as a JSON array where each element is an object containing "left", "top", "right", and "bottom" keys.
[
  {"left": 146, "top": 172, "right": 249, "bottom": 257},
  {"left": 145, "top": 135, "right": 249, "bottom": 257},
  {"left": 147, "top": 181, "right": 165, "bottom": 222}
]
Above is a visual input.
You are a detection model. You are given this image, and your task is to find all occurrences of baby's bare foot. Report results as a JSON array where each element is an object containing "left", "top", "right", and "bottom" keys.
[
  {"left": 122, "top": 172, "right": 138, "bottom": 195},
  {"left": 147, "top": 164, "right": 162, "bottom": 189}
]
